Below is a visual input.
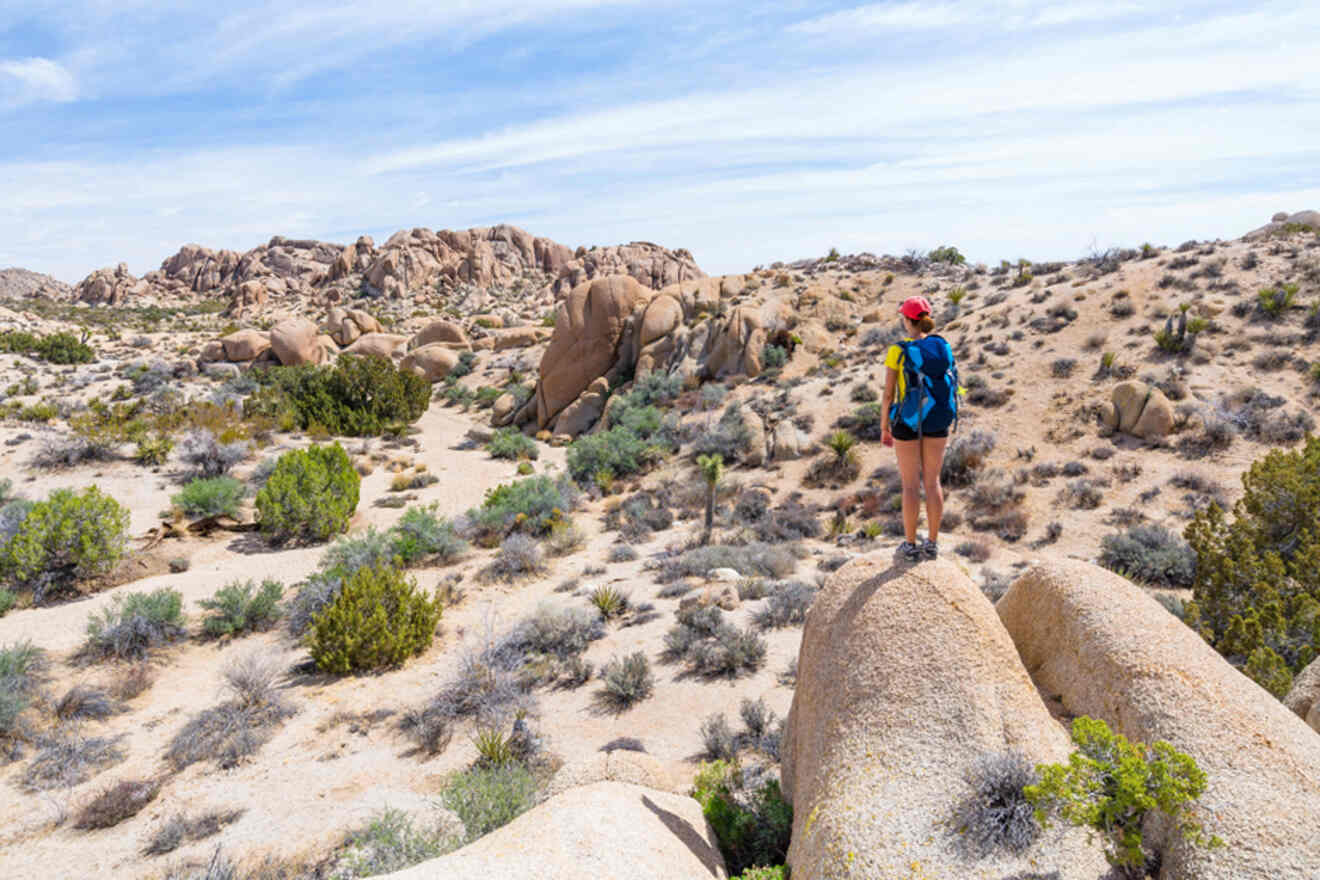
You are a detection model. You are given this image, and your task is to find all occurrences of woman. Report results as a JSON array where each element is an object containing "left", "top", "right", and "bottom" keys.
[{"left": 880, "top": 296, "right": 959, "bottom": 562}]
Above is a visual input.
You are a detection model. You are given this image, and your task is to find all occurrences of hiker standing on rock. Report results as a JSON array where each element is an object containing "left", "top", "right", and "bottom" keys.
[{"left": 880, "top": 296, "right": 961, "bottom": 562}]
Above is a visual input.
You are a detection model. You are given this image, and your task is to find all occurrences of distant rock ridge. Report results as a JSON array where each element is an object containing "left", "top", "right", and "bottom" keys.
[
  {"left": 0, "top": 267, "right": 71, "bottom": 301},
  {"left": 66, "top": 224, "right": 704, "bottom": 314}
]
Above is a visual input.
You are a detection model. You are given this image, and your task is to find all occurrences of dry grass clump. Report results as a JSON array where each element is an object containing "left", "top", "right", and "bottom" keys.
[
  {"left": 74, "top": 777, "right": 162, "bottom": 829},
  {"left": 165, "top": 651, "right": 294, "bottom": 771},
  {"left": 663, "top": 605, "right": 767, "bottom": 678},
  {"left": 658, "top": 542, "right": 798, "bottom": 582},
  {"left": 752, "top": 580, "right": 819, "bottom": 629},
  {"left": 23, "top": 726, "right": 127, "bottom": 791},
  {"left": 595, "top": 652, "right": 655, "bottom": 712},
  {"left": 143, "top": 809, "right": 246, "bottom": 856},
  {"left": 941, "top": 430, "right": 997, "bottom": 487},
  {"left": 964, "top": 470, "right": 1028, "bottom": 542},
  {"left": 55, "top": 684, "right": 119, "bottom": 721}
]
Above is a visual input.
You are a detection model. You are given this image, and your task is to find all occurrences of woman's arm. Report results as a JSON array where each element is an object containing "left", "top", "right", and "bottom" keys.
[{"left": 881, "top": 365, "right": 897, "bottom": 447}]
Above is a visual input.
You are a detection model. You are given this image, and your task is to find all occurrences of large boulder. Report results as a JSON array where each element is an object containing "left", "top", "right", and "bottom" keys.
[
  {"left": 220, "top": 329, "right": 271, "bottom": 362},
  {"left": 227, "top": 279, "right": 267, "bottom": 316},
  {"left": 771, "top": 420, "right": 810, "bottom": 461},
  {"left": 1284, "top": 657, "right": 1320, "bottom": 733},
  {"left": 782, "top": 556, "right": 1106, "bottom": 880},
  {"left": 1102, "top": 380, "right": 1173, "bottom": 440},
  {"left": 554, "top": 377, "right": 610, "bottom": 437},
  {"left": 492, "top": 326, "right": 551, "bottom": 351},
  {"left": 741, "top": 407, "right": 766, "bottom": 467},
  {"left": 342, "top": 333, "right": 409, "bottom": 359},
  {"left": 998, "top": 560, "right": 1320, "bottom": 879},
  {"left": 410, "top": 318, "right": 470, "bottom": 351},
  {"left": 325, "top": 307, "right": 382, "bottom": 347},
  {"left": 703, "top": 305, "right": 765, "bottom": 379},
  {"left": 536, "top": 275, "right": 651, "bottom": 428},
  {"left": 376, "top": 781, "right": 725, "bottom": 880},
  {"left": 269, "top": 317, "right": 322, "bottom": 366},
  {"left": 399, "top": 344, "right": 459, "bottom": 382}
]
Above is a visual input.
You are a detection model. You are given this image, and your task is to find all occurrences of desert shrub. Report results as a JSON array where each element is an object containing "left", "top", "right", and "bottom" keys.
[
  {"left": 1026, "top": 717, "right": 1220, "bottom": 876},
  {"left": 22, "top": 727, "right": 126, "bottom": 790},
  {"left": 0, "top": 641, "right": 45, "bottom": 750},
  {"left": 761, "top": 344, "right": 788, "bottom": 369},
  {"left": 173, "top": 476, "right": 245, "bottom": 519},
  {"left": 753, "top": 580, "right": 818, "bottom": 629},
  {"left": 544, "top": 519, "right": 586, "bottom": 555},
  {"left": 1060, "top": 478, "right": 1104, "bottom": 510},
  {"left": 1256, "top": 283, "right": 1297, "bottom": 319},
  {"left": 255, "top": 443, "right": 360, "bottom": 544},
  {"left": 665, "top": 605, "right": 767, "bottom": 678},
  {"left": 952, "top": 752, "right": 1041, "bottom": 857},
  {"left": 55, "top": 684, "right": 118, "bottom": 721},
  {"left": 199, "top": 579, "right": 284, "bottom": 638},
  {"left": 752, "top": 500, "right": 822, "bottom": 543},
  {"left": 605, "top": 490, "right": 674, "bottom": 542},
  {"left": 566, "top": 425, "right": 648, "bottom": 487},
  {"left": 0, "top": 329, "right": 94, "bottom": 363},
  {"left": 166, "top": 652, "right": 294, "bottom": 771},
  {"left": 74, "top": 778, "right": 161, "bottom": 829},
  {"left": 246, "top": 355, "right": 430, "bottom": 436},
  {"left": 134, "top": 433, "right": 175, "bottom": 466},
  {"left": 307, "top": 563, "right": 442, "bottom": 674},
  {"left": 1098, "top": 524, "right": 1195, "bottom": 588},
  {"left": 692, "top": 762, "right": 792, "bottom": 876},
  {"left": 660, "top": 542, "right": 797, "bottom": 582},
  {"left": 465, "top": 475, "right": 577, "bottom": 544},
  {"left": 0, "top": 587, "right": 13, "bottom": 617},
  {"left": 391, "top": 504, "right": 467, "bottom": 565},
  {"left": 483, "top": 533, "right": 545, "bottom": 582},
  {"left": 0, "top": 486, "right": 130, "bottom": 603},
  {"left": 700, "top": 713, "right": 737, "bottom": 761},
  {"left": 336, "top": 807, "right": 458, "bottom": 877},
  {"left": 287, "top": 529, "right": 396, "bottom": 635},
  {"left": 84, "top": 589, "right": 186, "bottom": 661},
  {"left": 589, "top": 584, "right": 629, "bottom": 618},
  {"left": 629, "top": 370, "right": 682, "bottom": 406},
  {"left": 731, "top": 868, "right": 786, "bottom": 880},
  {"left": 942, "top": 430, "right": 997, "bottom": 487},
  {"left": 178, "top": 429, "right": 248, "bottom": 478},
  {"left": 1184, "top": 436, "right": 1320, "bottom": 696},
  {"left": 439, "top": 763, "right": 538, "bottom": 844},
  {"left": 143, "top": 809, "right": 245, "bottom": 856},
  {"left": 398, "top": 705, "right": 455, "bottom": 757},
  {"left": 1050, "top": 358, "right": 1076, "bottom": 378},
  {"left": 607, "top": 543, "right": 639, "bottom": 564},
  {"left": 487, "top": 428, "right": 538, "bottom": 461},
  {"left": 513, "top": 603, "right": 604, "bottom": 659},
  {"left": 1220, "top": 389, "right": 1316, "bottom": 445},
  {"left": 109, "top": 662, "right": 155, "bottom": 701},
  {"left": 690, "top": 402, "right": 753, "bottom": 463},
  {"left": 596, "top": 651, "right": 654, "bottom": 710}
]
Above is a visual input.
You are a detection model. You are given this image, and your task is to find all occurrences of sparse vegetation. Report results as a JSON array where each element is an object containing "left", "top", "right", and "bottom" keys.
[
  {"left": 165, "top": 651, "right": 295, "bottom": 771},
  {"left": 84, "top": 589, "right": 186, "bottom": 661},
  {"left": 307, "top": 563, "right": 442, "bottom": 674},
  {"left": 0, "top": 486, "right": 130, "bottom": 604},
  {"left": 487, "top": 428, "right": 539, "bottom": 461},
  {"left": 596, "top": 651, "right": 655, "bottom": 710},
  {"left": 173, "top": 476, "right": 245, "bottom": 519},
  {"left": 255, "top": 443, "right": 360, "bottom": 544},
  {"left": 199, "top": 579, "right": 284, "bottom": 638},
  {"left": 664, "top": 605, "right": 767, "bottom": 678},
  {"left": 692, "top": 761, "right": 792, "bottom": 877},
  {"left": 245, "top": 355, "right": 431, "bottom": 436},
  {"left": 952, "top": 752, "right": 1041, "bottom": 857},
  {"left": 439, "top": 762, "right": 538, "bottom": 845},
  {"left": 74, "top": 778, "right": 162, "bottom": 830}
]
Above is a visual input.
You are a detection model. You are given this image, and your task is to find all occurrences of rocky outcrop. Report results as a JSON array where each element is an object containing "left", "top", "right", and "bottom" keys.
[
  {"left": 781, "top": 555, "right": 1106, "bottom": 880},
  {"left": 376, "top": 781, "right": 726, "bottom": 880},
  {"left": 269, "top": 318, "right": 322, "bottom": 366},
  {"left": 1244, "top": 209, "right": 1320, "bottom": 239},
  {"left": 1284, "top": 658, "right": 1320, "bottom": 733},
  {"left": 220, "top": 329, "right": 271, "bottom": 362},
  {"left": 771, "top": 421, "right": 810, "bottom": 460},
  {"left": 409, "top": 318, "right": 469, "bottom": 351},
  {"left": 553, "top": 377, "right": 610, "bottom": 437},
  {"left": 342, "top": 333, "right": 409, "bottom": 359},
  {"left": 66, "top": 226, "right": 703, "bottom": 314},
  {"left": 325, "top": 307, "right": 383, "bottom": 347},
  {"left": 490, "top": 326, "right": 551, "bottom": 351},
  {"left": 998, "top": 560, "right": 1320, "bottom": 879},
  {"left": 535, "top": 275, "right": 651, "bottom": 429},
  {"left": 399, "top": 344, "right": 459, "bottom": 382},
  {"left": 0, "top": 268, "right": 71, "bottom": 300},
  {"left": 1101, "top": 380, "right": 1173, "bottom": 440}
]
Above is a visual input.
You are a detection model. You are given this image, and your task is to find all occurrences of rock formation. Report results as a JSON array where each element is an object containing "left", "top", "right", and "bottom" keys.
[
  {"left": 998, "top": 560, "right": 1320, "bottom": 879},
  {"left": 1244, "top": 209, "right": 1320, "bottom": 239},
  {"left": 0, "top": 268, "right": 71, "bottom": 300},
  {"left": 376, "top": 781, "right": 726, "bottom": 880},
  {"left": 1101, "top": 380, "right": 1173, "bottom": 440},
  {"left": 1285, "top": 658, "right": 1320, "bottom": 733},
  {"left": 781, "top": 555, "right": 1107, "bottom": 880}
]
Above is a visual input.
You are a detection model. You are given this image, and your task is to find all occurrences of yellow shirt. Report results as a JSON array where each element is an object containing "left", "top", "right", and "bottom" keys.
[{"left": 884, "top": 339, "right": 916, "bottom": 401}]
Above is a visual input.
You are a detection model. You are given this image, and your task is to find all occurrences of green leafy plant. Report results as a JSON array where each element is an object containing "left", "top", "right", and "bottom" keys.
[
  {"left": 826, "top": 429, "right": 856, "bottom": 460},
  {"left": 199, "top": 579, "right": 284, "bottom": 638},
  {"left": 439, "top": 763, "right": 538, "bottom": 844},
  {"left": 255, "top": 443, "right": 360, "bottom": 544},
  {"left": 1184, "top": 435, "right": 1320, "bottom": 696},
  {"left": 84, "top": 589, "right": 186, "bottom": 660},
  {"left": 133, "top": 433, "right": 174, "bottom": 466},
  {"left": 691, "top": 761, "right": 792, "bottom": 876},
  {"left": 172, "top": 476, "right": 245, "bottom": 519},
  {"left": 465, "top": 475, "right": 576, "bottom": 545},
  {"left": 589, "top": 585, "right": 629, "bottom": 619},
  {"left": 306, "top": 563, "right": 442, "bottom": 674},
  {"left": 245, "top": 355, "right": 430, "bottom": 436},
  {"left": 1256, "top": 283, "right": 1298, "bottom": 319},
  {"left": 0, "top": 486, "right": 130, "bottom": 603},
  {"left": 928, "top": 245, "right": 966, "bottom": 265},
  {"left": 472, "top": 727, "right": 517, "bottom": 768},
  {"left": 487, "top": 428, "right": 539, "bottom": 461},
  {"left": 1025, "top": 716, "right": 1220, "bottom": 877}
]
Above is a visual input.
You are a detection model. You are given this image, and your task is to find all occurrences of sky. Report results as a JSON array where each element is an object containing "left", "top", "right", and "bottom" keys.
[{"left": 1, "top": 1, "right": 1318, "bottom": 284}]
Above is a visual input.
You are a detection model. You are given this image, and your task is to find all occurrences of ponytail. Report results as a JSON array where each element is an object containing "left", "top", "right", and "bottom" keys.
[{"left": 916, "top": 314, "right": 935, "bottom": 333}]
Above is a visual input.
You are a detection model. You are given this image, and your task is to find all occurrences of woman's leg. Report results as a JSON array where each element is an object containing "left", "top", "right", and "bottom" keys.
[
  {"left": 894, "top": 439, "right": 922, "bottom": 543},
  {"left": 920, "top": 435, "right": 949, "bottom": 542}
]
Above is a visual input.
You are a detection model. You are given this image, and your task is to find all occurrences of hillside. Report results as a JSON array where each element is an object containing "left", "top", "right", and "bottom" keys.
[{"left": 0, "top": 211, "right": 1318, "bottom": 879}]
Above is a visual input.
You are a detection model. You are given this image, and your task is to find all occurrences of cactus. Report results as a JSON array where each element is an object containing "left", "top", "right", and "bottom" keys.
[{"left": 1154, "top": 304, "right": 1205, "bottom": 354}]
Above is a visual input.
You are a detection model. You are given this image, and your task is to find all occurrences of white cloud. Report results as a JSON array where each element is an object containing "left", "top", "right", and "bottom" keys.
[
  {"left": 788, "top": 0, "right": 1145, "bottom": 35},
  {"left": 0, "top": 57, "right": 78, "bottom": 104}
]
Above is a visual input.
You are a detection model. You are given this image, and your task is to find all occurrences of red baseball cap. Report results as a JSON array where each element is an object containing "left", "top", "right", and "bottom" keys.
[{"left": 899, "top": 296, "right": 932, "bottom": 320}]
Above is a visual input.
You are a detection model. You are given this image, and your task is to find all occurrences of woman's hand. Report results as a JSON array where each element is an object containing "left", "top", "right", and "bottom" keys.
[{"left": 882, "top": 428, "right": 894, "bottom": 447}]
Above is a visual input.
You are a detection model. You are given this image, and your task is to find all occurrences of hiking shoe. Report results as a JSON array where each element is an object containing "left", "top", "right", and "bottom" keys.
[
  {"left": 922, "top": 538, "right": 939, "bottom": 559},
  {"left": 899, "top": 541, "right": 923, "bottom": 562}
]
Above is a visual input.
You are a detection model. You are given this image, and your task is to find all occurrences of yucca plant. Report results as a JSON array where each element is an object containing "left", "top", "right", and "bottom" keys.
[{"left": 589, "top": 585, "right": 629, "bottom": 620}]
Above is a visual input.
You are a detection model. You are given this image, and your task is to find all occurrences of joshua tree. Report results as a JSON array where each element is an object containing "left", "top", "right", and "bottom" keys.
[{"left": 697, "top": 453, "right": 724, "bottom": 546}]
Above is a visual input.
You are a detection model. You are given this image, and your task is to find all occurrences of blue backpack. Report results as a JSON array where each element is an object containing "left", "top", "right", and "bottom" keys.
[{"left": 890, "top": 335, "right": 959, "bottom": 436}]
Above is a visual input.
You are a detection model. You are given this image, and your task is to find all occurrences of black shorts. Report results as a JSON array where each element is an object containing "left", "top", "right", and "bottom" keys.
[{"left": 891, "top": 422, "right": 949, "bottom": 441}]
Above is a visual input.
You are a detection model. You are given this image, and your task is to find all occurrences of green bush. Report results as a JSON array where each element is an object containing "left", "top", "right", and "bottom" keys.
[
  {"left": 439, "top": 763, "right": 538, "bottom": 844},
  {"left": 246, "top": 354, "right": 430, "bottom": 436},
  {"left": 564, "top": 386, "right": 679, "bottom": 486},
  {"left": 199, "top": 579, "right": 284, "bottom": 638},
  {"left": 566, "top": 426, "right": 649, "bottom": 485},
  {"left": 337, "top": 807, "right": 458, "bottom": 877},
  {"left": 391, "top": 504, "right": 468, "bottom": 565},
  {"left": 761, "top": 344, "right": 788, "bottom": 369},
  {"left": 1026, "top": 716, "right": 1220, "bottom": 876},
  {"left": 466, "top": 475, "right": 577, "bottom": 544},
  {"left": 255, "top": 443, "right": 360, "bottom": 544},
  {"left": 133, "top": 433, "right": 174, "bottom": 466},
  {"left": 1098, "top": 524, "right": 1196, "bottom": 588},
  {"left": 692, "top": 761, "right": 792, "bottom": 876},
  {"left": 1184, "top": 435, "right": 1320, "bottom": 696},
  {"left": 84, "top": 589, "right": 185, "bottom": 660},
  {"left": 0, "top": 486, "right": 130, "bottom": 603},
  {"left": 487, "top": 428, "right": 539, "bottom": 461},
  {"left": 928, "top": 244, "right": 966, "bottom": 264},
  {"left": 732, "top": 868, "right": 786, "bottom": 880},
  {"left": 307, "top": 563, "right": 442, "bottom": 674},
  {"left": 172, "top": 476, "right": 245, "bottom": 519},
  {"left": 0, "top": 330, "right": 94, "bottom": 364},
  {"left": 0, "top": 588, "right": 14, "bottom": 617}
]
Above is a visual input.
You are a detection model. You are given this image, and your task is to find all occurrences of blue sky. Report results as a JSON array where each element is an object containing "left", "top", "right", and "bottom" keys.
[{"left": 2, "top": 1, "right": 1318, "bottom": 283}]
